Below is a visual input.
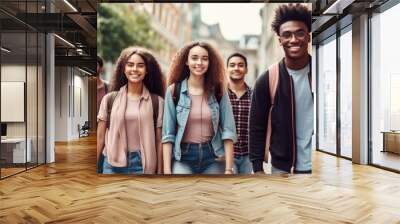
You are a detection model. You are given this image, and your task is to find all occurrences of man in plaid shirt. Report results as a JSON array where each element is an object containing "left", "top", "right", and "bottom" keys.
[{"left": 226, "top": 53, "right": 253, "bottom": 174}]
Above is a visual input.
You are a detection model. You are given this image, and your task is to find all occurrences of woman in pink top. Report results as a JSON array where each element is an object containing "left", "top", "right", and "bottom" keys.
[{"left": 97, "top": 47, "right": 165, "bottom": 174}]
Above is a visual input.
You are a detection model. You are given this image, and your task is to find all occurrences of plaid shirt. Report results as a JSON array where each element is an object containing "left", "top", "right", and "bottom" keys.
[{"left": 228, "top": 85, "right": 252, "bottom": 158}]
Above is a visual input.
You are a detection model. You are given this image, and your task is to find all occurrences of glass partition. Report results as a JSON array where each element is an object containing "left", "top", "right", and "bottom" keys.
[
  {"left": 0, "top": 1, "right": 46, "bottom": 179},
  {"left": 1, "top": 24, "right": 28, "bottom": 178},
  {"left": 371, "top": 3, "right": 400, "bottom": 171},
  {"left": 317, "top": 35, "right": 337, "bottom": 155},
  {"left": 339, "top": 27, "right": 352, "bottom": 158}
]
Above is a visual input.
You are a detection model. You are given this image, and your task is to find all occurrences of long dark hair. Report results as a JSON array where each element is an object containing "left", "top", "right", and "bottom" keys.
[
  {"left": 167, "top": 41, "right": 226, "bottom": 98},
  {"left": 110, "top": 46, "right": 165, "bottom": 97}
]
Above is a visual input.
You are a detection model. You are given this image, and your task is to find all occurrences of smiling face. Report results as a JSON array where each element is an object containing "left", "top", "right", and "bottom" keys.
[
  {"left": 278, "top": 20, "right": 310, "bottom": 60},
  {"left": 124, "top": 53, "right": 147, "bottom": 84},
  {"left": 186, "top": 45, "right": 209, "bottom": 77},
  {"left": 227, "top": 56, "right": 247, "bottom": 82}
]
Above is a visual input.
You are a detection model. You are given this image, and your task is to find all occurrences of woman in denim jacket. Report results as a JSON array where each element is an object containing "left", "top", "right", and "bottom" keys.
[
  {"left": 97, "top": 47, "right": 165, "bottom": 174},
  {"left": 162, "top": 41, "right": 237, "bottom": 175}
]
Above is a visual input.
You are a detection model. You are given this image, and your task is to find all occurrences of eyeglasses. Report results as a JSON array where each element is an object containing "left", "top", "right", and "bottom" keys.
[{"left": 279, "top": 30, "right": 308, "bottom": 41}]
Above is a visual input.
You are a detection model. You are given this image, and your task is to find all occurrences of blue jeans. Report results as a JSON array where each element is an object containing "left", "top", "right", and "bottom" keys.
[
  {"left": 271, "top": 165, "right": 289, "bottom": 175},
  {"left": 173, "top": 142, "right": 225, "bottom": 174},
  {"left": 233, "top": 155, "right": 253, "bottom": 174},
  {"left": 103, "top": 151, "right": 143, "bottom": 174}
]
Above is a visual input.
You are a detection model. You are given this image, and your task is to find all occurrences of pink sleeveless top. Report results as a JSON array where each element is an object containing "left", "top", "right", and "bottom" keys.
[{"left": 182, "top": 94, "right": 214, "bottom": 143}]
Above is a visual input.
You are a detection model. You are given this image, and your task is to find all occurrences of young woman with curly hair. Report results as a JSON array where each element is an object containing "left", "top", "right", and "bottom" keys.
[
  {"left": 97, "top": 46, "right": 165, "bottom": 174},
  {"left": 162, "top": 41, "right": 237, "bottom": 175}
]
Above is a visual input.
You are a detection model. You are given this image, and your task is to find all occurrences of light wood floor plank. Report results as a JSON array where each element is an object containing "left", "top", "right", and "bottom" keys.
[{"left": 0, "top": 135, "right": 399, "bottom": 223}]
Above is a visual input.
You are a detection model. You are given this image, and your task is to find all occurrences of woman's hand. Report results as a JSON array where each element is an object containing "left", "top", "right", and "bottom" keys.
[
  {"left": 163, "top": 143, "right": 173, "bottom": 175},
  {"left": 164, "top": 169, "right": 172, "bottom": 175},
  {"left": 224, "top": 169, "right": 234, "bottom": 175},
  {"left": 223, "top": 140, "right": 234, "bottom": 175}
]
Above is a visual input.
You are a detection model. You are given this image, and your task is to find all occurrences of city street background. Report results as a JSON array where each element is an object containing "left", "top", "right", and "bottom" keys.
[{"left": 97, "top": 3, "right": 293, "bottom": 86}]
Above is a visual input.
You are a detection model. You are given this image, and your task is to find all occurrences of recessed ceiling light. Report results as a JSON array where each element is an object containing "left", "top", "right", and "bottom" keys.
[
  {"left": 78, "top": 67, "right": 93, "bottom": 76},
  {"left": 63, "top": 0, "right": 78, "bottom": 12},
  {"left": 54, "top": 34, "right": 75, "bottom": 48},
  {"left": 1, "top": 47, "right": 11, "bottom": 53},
  {"left": 323, "top": 0, "right": 355, "bottom": 15}
]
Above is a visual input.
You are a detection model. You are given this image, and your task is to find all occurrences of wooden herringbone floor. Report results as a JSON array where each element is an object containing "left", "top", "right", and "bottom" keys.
[{"left": 0, "top": 135, "right": 400, "bottom": 223}]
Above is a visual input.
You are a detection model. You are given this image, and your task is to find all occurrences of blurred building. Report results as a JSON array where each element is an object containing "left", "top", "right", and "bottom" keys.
[
  {"left": 238, "top": 35, "right": 260, "bottom": 86},
  {"left": 196, "top": 22, "right": 238, "bottom": 63},
  {"left": 128, "top": 3, "right": 192, "bottom": 73},
  {"left": 192, "top": 3, "right": 260, "bottom": 86},
  {"left": 258, "top": 4, "right": 285, "bottom": 77}
]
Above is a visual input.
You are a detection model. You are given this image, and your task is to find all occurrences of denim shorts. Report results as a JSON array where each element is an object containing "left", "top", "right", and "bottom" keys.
[
  {"left": 172, "top": 142, "right": 224, "bottom": 174},
  {"left": 103, "top": 150, "right": 143, "bottom": 174}
]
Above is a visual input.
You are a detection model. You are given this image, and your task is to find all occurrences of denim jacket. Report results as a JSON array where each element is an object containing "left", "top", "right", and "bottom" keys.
[{"left": 162, "top": 78, "right": 237, "bottom": 161}]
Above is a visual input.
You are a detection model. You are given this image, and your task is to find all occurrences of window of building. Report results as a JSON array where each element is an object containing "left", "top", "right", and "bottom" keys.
[
  {"left": 370, "top": 2, "right": 400, "bottom": 171},
  {"left": 0, "top": 1, "right": 46, "bottom": 179},
  {"left": 339, "top": 27, "right": 352, "bottom": 158},
  {"left": 317, "top": 35, "right": 337, "bottom": 155}
]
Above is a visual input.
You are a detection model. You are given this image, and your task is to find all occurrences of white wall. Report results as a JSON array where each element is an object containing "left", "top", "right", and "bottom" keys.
[
  {"left": 71, "top": 71, "right": 89, "bottom": 138},
  {"left": 1, "top": 65, "right": 36, "bottom": 137},
  {"left": 1, "top": 65, "right": 26, "bottom": 142},
  {"left": 46, "top": 33, "right": 55, "bottom": 163},
  {"left": 54, "top": 67, "right": 89, "bottom": 141},
  {"left": 54, "top": 67, "right": 69, "bottom": 141},
  {"left": 1, "top": 63, "right": 46, "bottom": 164}
]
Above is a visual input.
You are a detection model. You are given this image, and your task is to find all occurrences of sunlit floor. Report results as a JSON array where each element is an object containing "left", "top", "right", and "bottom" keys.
[
  {"left": 0, "top": 135, "right": 400, "bottom": 223},
  {"left": 0, "top": 167, "right": 25, "bottom": 177},
  {"left": 372, "top": 150, "right": 400, "bottom": 171},
  {"left": 0, "top": 162, "right": 44, "bottom": 179}
]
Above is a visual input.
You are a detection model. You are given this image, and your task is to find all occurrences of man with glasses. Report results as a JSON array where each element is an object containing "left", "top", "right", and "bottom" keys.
[{"left": 249, "top": 3, "right": 313, "bottom": 175}]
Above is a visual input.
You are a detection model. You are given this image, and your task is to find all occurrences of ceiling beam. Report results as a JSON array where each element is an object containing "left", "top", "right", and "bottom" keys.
[{"left": 55, "top": 55, "right": 96, "bottom": 72}]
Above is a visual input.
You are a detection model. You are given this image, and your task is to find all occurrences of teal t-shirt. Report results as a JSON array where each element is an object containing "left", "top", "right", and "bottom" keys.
[{"left": 287, "top": 64, "right": 313, "bottom": 171}]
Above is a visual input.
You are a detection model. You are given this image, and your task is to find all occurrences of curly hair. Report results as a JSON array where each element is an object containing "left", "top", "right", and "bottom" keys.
[
  {"left": 110, "top": 46, "right": 166, "bottom": 98},
  {"left": 271, "top": 3, "right": 311, "bottom": 35},
  {"left": 167, "top": 41, "right": 226, "bottom": 98}
]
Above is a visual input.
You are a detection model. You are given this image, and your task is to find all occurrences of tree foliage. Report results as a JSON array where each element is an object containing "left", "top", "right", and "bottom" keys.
[{"left": 97, "top": 4, "right": 161, "bottom": 63}]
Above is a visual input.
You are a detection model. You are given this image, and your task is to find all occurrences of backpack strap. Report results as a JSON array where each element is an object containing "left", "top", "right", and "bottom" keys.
[
  {"left": 268, "top": 63, "right": 280, "bottom": 106},
  {"left": 106, "top": 91, "right": 118, "bottom": 129},
  {"left": 150, "top": 93, "right": 159, "bottom": 131},
  {"left": 265, "top": 62, "right": 280, "bottom": 162},
  {"left": 172, "top": 82, "right": 181, "bottom": 106},
  {"left": 104, "top": 83, "right": 109, "bottom": 94}
]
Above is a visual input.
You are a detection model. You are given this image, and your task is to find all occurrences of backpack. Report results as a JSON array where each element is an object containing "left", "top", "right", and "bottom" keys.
[
  {"left": 106, "top": 91, "right": 159, "bottom": 131},
  {"left": 264, "top": 62, "right": 312, "bottom": 162},
  {"left": 171, "top": 81, "right": 222, "bottom": 106},
  {"left": 104, "top": 83, "right": 109, "bottom": 93}
]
